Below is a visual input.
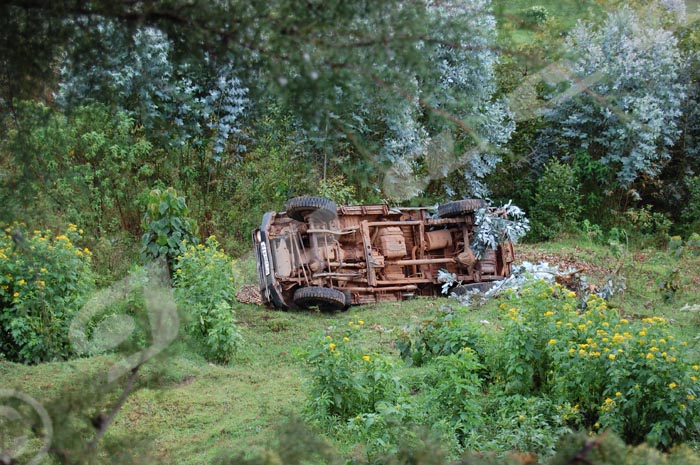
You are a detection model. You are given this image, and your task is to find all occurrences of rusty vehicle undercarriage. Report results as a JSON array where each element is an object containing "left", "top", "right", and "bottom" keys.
[{"left": 253, "top": 196, "right": 514, "bottom": 310}]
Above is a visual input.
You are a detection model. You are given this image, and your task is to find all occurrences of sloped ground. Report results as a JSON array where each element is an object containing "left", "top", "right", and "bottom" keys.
[{"left": 3, "top": 238, "right": 700, "bottom": 463}]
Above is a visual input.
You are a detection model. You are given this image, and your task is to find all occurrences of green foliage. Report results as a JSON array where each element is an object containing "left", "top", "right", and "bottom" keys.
[
  {"left": 657, "top": 267, "right": 681, "bottom": 303},
  {"left": 475, "top": 394, "right": 574, "bottom": 458},
  {"left": 489, "top": 283, "right": 568, "bottom": 394},
  {"left": 681, "top": 176, "right": 700, "bottom": 231},
  {"left": 302, "top": 321, "right": 405, "bottom": 422},
  {"left": 0, "top": 223, "right": 94, "bottom": 363},
  {"left": 173, "top": 236, "right": 242, "bottom": 364},
  {"left": 396, "top": 307, "right": 487, "bottom": 368},
  {"left": 219, "top": 109, "right": 317, "bottom": 254},
  {"left": 4, "top": 102, "right": 154, "bottom": 236},
  {"left": 669, "top": 233, "right": 700, "bottom": 259},
  {"left": 529, "top": 159, "right": 582, "bottom": 241},
  {"left": 346, "top": 400, "right": 417, "bottom": 460},
  {"left": 519, "top": 6, "right": 550, "bottom": 27},
  {"left": 318, "top": 175, "right": 358, "bottom": 205},
  {"left": 619, "top": 206, "right": 672, "bottom": 248},
  {"left": 493, "top": 280, "right": 700, "bottom": 448},
  {"left": 140, "top": 187, "right": 198, "bottom": 267},
  {"left": 424, "top": 348, "right": 484, "bottom": 442}
]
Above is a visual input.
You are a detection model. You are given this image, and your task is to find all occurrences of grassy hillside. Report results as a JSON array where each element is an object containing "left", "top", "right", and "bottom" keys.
[{"left": 4, "top": 236, "right": 700, "bottom": 463}]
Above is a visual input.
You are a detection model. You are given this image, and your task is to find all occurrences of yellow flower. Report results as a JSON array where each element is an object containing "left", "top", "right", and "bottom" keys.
[
  {"left": 83, "top": 248, "right": 91, "bottom": 255},
  {"left": 615, "top": 391, "right": 622, "bottom": 397},
  {"left": 543, "top": 311, "right": 554, "bottom": 317},
  {"left": 646, "top": 353, "right": 654, "bottom": 360},
  {"left": 548, "top": 339, "right": 556, "bottom": 345},
  {"left": 687, "top": 394, "right": 696, "bottom": 400},
  {"left": 40, "top": 267, "right": 47, "bottom": 273},
  {"left": 18, "top": 279, "right": 26, "bottom": 286},
  {"left": 669, "top": 382, "right": 678, "bottom": 389},
  {"left": 37, "top": 280, "right": 45, "bottom": 287},
  {"left": 358, "top": 320, "right": 365, "bottom": 325},
  {"left": 326, "top": 335, "right": 332, "bottom": 340},
  {"left": 329, "top": 343, "right": 336, "bottom": 351},
  {"left": 13, "top": 292, "right": 19, "bottom": 298},
  {"left": 608, "top": 354, "right": 616, "bottom": 360},
  {"left": 343, "top": 337, "right": 349, "bottom": 342},
  {"left": 348, "top": 321, "right": 354, "bottom": 326},
  {"left": 567, "top": 291, "right": 576, "bottom": 298},
  {"left": 693, "top": 365, "right": 699, "bottom": 371},
  {"left": 362, "top": 355, "right": 370, "bottom": 362}
]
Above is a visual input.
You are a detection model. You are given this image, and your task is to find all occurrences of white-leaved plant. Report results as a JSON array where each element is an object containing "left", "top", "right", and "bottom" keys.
[
  {"left": 538, "top": 7, "right": 685, "bottom": 187},
  {"left": 380, "top": 0, "right": 514, "bottom": 201},
  {"left": 471, "top": 201, "right": 530, "bottom": 259}
]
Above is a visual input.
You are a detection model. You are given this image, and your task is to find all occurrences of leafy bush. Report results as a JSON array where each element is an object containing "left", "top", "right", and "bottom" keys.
[
  {"left": 474, "top": 394, "right": 574, "bottom": 458},
  {"left": 529, "top": 159, "right": 582, "bottom": 241},
  {"left": 0, "top": 223, "right": 95, "bottom": 363},
  {"left": 396, "top": 307, "right": 487, "bottom": 368},
  {"left": 3, "top": 102, "right": 155, "bottom": 236},
  {"left": 140, "top": 187, "right": 199, "bottom": 269},
  {"left": 619, "top": 205, "right": 672, "bottom": 247},
  {"left": 519, "top": 6, "right": 549, "bottom": 27},
  {"left": 302, "top": 321, "right": 405, "bottom": 422},
  {"left": 669, "top": 233, "right": 700, "bottom": 259},
  {"left": 173, "top": 236, "right": 242, "bottom": 364},
  {"left": 680, "top": 163, "right": 700, "bottom": 231},
  {"left": 318, "top": 175, "right": 357, "bottom": 205},
  {"left": 493, "top": 280, "right": 700, "bottom": 448},
  {"left": 424, "top": 348, "right": 484, "bottom": 443}
]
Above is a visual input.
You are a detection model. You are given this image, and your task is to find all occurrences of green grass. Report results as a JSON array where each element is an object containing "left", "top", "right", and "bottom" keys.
[
  {"left": 3, "top": 237, "right": 700, "bottom": 463},
  {"left": 492, "top": 0, "right": 601, "bottom": 45}
]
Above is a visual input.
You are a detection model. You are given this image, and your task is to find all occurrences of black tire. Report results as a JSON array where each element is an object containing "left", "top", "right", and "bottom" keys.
[
  {"left": 285, "top": 196, "right": 337, "bottom": 222},
  {"left": 293, "top": 286, "right": 347, "bottom": 311},
  {"left": 437, "top": 199, "right": 487, "bottom": 218}
]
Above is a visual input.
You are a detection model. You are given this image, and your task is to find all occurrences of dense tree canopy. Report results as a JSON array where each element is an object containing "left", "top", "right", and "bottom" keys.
[
  {"left": 537, "top": 7, "right": 685, "bottom": 187},
  {"left": 1, "top": 0, "right": 512, "bottom": 199}
]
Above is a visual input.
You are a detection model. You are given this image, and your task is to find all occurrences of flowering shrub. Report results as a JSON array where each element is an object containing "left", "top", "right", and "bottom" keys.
[
  {"left": 0, "top": 223, "right": 95, "bottom": 363},
  {"left": 302, "top": 320, "right": 405, "bottom": 422},
  {"left": 173, "top": 236, "right": 241, "bottom": 363},
  {"left": 494, "top": 280, "right": 700, "bottom": 448}
]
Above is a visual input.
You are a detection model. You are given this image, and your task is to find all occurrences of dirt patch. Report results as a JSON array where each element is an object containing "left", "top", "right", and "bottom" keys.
[{"left": 237, "top": 284, "right": 262, "bottom": 305}]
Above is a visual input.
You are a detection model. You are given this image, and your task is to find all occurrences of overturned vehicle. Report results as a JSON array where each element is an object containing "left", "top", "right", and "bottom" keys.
[{"left": 253, "top": 196, "right": 516, "bottom": 310}]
